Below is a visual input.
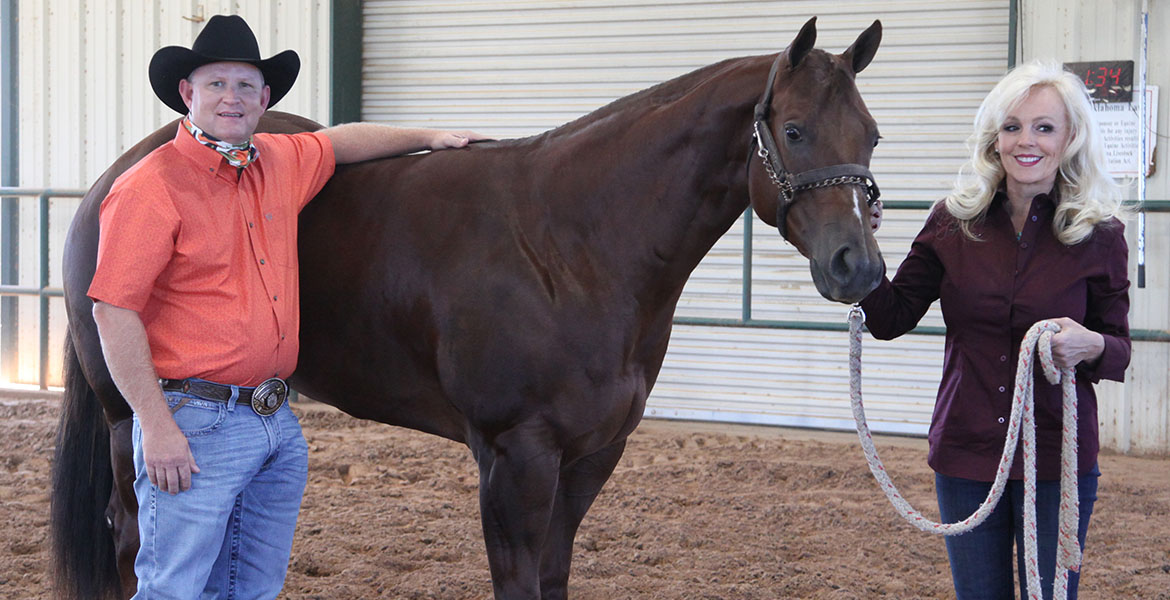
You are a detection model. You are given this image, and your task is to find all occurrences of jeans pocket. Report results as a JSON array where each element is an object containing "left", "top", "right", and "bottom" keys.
[{"left": 165, "top": 394, "right": 226, "bottom": 437}]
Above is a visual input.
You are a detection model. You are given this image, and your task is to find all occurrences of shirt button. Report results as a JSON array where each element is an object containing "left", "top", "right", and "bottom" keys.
[
  {"left": 998, "top": 417, "right": 1006, "bottom": 424},
  {"left": 1031, "top": 215, "right": 1038, "bottom": 222},
  {"left": 259, "top": 259, "right": 266, "bottom": 265},
  {"left": 1020, "top": 242, "right": 1028, "bottom": 249},
  {"left": 998, "top": 385, "right": 1007, "bottom": 393},
  {"left": 1000, "top": 355, "right": 1007, "bottom": 362},
  {"left": 249, "top": 222, "right": 254, "bottom": 228},
  {"left": 273, "top": 295, "right": 278, "bottom": 301}
]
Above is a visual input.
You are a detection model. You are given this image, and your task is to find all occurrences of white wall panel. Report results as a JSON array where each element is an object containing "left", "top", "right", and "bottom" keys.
[{"left": 17, "top": 0, "right": 331, "bottom": 187}]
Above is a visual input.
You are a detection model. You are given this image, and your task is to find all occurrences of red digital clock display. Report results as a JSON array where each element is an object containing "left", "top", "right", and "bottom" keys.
[{"left": 1063, "top": 61, "right": 1134, "bottom": 103}]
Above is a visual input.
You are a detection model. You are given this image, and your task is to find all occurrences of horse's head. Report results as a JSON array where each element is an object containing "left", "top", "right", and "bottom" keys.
[{"left": 748, "top": 17, "right": 884, "bottom": 304}]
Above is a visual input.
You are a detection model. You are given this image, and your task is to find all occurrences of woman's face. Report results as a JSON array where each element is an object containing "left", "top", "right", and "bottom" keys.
[{"left": 996, "top": 86, "right": 1072, "bottom": 197}]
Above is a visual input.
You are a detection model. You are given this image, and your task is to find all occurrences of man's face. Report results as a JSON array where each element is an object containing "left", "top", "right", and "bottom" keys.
[{"left": 179, "top": 62, "right": 270, "bottom": 145}]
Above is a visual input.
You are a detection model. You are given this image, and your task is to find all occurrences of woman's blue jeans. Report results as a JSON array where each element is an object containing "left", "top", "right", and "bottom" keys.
[
  {"left": 935, "top": 465, "right": 1099, "bottom": 600},
  {"left": 130, "top": 387, "right": 309, "bottom": 599}
]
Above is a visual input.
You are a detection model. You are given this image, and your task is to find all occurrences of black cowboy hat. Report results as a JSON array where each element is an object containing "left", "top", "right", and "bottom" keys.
[{"left": 149, "top": 14, "right": 300, "bottom": 115}]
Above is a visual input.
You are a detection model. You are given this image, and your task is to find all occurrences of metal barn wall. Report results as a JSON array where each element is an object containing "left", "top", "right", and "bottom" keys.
[
  {"left": 6, "top": 0, "right": 331, "bottom": 387},
  {"left": 361, "top": 0, "right": 1011, "bottom": 436},
  {"left": 1020, "top": 0, "right": 1170, "bottom": 454}
]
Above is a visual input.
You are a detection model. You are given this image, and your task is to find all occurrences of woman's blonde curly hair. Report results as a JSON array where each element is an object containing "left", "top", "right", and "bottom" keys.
[{"left": 944, "top": 60, "right": 1124, "bottom": 245}]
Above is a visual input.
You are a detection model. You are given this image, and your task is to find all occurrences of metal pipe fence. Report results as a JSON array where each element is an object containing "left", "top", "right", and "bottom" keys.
[
  {"left": 1, "top": 188, "right": 1167, "bottom": 391},
  {"left": 0, "top": 187, "right": 85, "bottom": 389}
]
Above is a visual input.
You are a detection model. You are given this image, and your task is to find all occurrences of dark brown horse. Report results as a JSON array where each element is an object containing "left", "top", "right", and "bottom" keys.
[{"left": 52, "top": 18, "right": 883, "bottom": 600}]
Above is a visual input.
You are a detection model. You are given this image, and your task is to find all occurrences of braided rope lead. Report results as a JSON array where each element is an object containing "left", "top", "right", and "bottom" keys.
[{"left": 848, "top": 305, "right": 1081, "bottom": 600}]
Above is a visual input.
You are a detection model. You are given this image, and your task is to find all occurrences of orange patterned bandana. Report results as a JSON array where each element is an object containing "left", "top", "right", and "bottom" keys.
[{"left": 181, "top": 115, "right": 259, "bottom": 168}]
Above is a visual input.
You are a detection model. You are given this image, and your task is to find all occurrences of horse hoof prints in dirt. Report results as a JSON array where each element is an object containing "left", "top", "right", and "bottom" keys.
[{"left": 53, "top": 17, "right": 883, "bottom": 600}]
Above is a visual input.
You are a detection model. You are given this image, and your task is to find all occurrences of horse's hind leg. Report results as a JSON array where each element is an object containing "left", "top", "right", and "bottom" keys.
[
  {"left": 539, "top": 440, "right": 626, "bottom": 600},
  {"left": 471, "top": 423, "right": 563, "bottom": 599},
  {"left": 107, "top": 417, "right": 141, "bottom": 596}
]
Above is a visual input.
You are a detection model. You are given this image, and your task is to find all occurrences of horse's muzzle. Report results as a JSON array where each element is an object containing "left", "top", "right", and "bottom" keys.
[{"left": 810, "top": 242, "right": 883, "bottom": 304}]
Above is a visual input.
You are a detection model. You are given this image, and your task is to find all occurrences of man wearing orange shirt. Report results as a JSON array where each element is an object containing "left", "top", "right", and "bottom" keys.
[{"left": 88, "top": 15, "right": 485, "bottom": 599}]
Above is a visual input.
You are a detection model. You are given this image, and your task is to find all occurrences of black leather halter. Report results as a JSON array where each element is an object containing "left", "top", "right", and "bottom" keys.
[{"left": 751, "top": 54, "right": 881, "bottom": 240}]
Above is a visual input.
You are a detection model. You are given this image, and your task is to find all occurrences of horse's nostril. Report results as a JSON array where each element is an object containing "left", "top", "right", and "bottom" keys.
[{"left": 831, "top": 245, "right": 854, "bottom": 282}]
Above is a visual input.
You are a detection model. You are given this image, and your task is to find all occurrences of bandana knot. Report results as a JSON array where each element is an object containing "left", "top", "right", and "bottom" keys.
[{"left": 181, "top": 115, "right": 259, "bottom": 169}]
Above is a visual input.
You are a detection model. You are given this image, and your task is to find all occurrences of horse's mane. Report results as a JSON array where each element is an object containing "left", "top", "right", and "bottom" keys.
[{"left": 522, "top": 53, "right": 765, "bottom": 144}]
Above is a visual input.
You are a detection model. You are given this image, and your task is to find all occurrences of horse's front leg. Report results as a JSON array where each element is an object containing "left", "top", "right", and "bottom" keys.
[
  {"left": 470, "top": 421, "right": 563, "bottom": 599},
  {"left": 539, "top": 440, "right": 627, "bottom": 600}
]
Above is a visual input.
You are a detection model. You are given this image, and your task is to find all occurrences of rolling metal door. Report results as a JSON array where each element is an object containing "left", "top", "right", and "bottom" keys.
[{"left": 362, "top": 0, "right": 1010, "bottom": 434}]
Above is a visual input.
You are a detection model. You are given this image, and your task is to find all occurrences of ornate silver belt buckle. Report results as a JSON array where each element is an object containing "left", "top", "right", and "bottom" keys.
[{"left": 250, "top": 378, "right": 288, "bottom": 416}]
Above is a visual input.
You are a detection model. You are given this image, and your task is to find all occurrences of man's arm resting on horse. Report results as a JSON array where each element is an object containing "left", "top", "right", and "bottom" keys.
[
  {"left": 321, "top": 122, "right": 490, "bottom": 164},
  {"left": 92, "top": 301, "right": 200, "bottom": 495}
]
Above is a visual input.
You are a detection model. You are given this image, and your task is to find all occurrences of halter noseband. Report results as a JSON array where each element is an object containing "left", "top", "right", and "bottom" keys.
[{"left": 751, "top": 53, "right": 881, "bottom": 240}]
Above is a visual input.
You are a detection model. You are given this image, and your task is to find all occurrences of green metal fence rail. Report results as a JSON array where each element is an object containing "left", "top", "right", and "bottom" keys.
[
  {"left": 0, "top": 187, "right": 86, "bottom": 389},
  {"left": 708, "top": 199, "right": 1170, "bottom": 343},
  {"left": 1, "top": 188, "right": 1167, "bottom": 391}
]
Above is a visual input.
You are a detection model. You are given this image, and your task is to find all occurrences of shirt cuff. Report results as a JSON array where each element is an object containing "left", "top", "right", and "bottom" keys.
[{"left": 1079, "top": 333, "right": 1129, "bottom": 383}]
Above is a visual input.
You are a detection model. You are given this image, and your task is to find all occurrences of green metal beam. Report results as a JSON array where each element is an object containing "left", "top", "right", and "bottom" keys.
[
  {"left": 674, "top": 316, "right": 1169, "bottom": 343},
  {"left": 330, "top": 0, "right": 363, "bottom": 124},
  {"left": 1008, "top": 0, "right": 1018, "bottom": 69},
  {"left": 881, "top": 199, "right": 1170, "bottom": 212},
  {"left": 2, "top": 0, "right": 19, "bottom": 383}
]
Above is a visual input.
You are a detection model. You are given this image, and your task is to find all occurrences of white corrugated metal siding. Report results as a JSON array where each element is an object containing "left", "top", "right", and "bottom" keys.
[
  {"left": 1020, "top": 0, "right": 1170, "bottom": 455},
  {"left": 18, "top": 0, "right": 331, "bottom": 187},
  {"left": 8, "top": 0, "right": 331, "bottom": 387},
  {"left": 362, "top": 0, "right": 1010, "bottom": 435}
]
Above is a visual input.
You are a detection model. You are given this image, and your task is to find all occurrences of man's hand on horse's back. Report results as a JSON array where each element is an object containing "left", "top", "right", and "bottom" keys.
[
  {"left": 323, "top": 122, "right": 491, "bottom": 164},
  {"left": 431, "top": 130, "right": 492, "bottom": 150}
]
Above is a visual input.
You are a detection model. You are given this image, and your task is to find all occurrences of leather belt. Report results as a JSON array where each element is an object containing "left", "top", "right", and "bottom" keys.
[{"left": 159, "top": 377, "right": 289, "bottom": 416}]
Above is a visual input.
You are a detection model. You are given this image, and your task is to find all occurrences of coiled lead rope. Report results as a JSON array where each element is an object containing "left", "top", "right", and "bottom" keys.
[{"left": 848, "top": 305, "right": 1082, "bottom": 599}]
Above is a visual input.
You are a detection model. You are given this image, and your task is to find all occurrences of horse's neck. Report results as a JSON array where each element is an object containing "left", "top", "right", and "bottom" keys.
[{"left": 538, "top": 55, "right": 769, "bottom": 301}]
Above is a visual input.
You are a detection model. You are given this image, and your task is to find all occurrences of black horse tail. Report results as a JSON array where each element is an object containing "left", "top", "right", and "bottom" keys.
[{"left": 50, "top": 333, "right": 121, "bottom": 600}]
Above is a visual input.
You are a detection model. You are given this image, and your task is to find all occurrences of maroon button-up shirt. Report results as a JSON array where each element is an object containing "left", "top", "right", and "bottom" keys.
[{"left": 860, "top": 191, "right": 1130, "bottom": 481}]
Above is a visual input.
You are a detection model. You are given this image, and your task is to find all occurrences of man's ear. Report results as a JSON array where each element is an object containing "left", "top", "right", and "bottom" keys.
[
  {"left": 179, "top": 79, "right": 194, "bottom": 112},
  {"left": 261, "top": 84, "right": 271, "bottom": 110}
]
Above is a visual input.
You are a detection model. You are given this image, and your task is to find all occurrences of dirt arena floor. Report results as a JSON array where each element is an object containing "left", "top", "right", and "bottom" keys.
[{"left": 2, "top": 394, "right": 1167, "bottom": 599}]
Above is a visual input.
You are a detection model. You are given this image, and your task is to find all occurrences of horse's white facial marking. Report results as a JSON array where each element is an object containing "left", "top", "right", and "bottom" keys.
[{"left": 852, "top": 188, "right": 865, "bottom": 226}]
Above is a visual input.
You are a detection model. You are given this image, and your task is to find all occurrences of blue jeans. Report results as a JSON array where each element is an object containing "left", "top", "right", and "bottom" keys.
[
  {"left": 935, "top": 466, "right": 1099, "bottom": 600},
  {"left": 131, "top": 385, "right": 308, "bottom": 599}
]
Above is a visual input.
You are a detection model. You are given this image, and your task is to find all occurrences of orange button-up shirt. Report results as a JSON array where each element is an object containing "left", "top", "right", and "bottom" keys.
[{"left": 88, "top": 126, "right": 335, "bottom": 386}]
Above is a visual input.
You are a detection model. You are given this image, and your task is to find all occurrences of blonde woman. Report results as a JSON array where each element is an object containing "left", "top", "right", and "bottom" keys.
[{"left": 862, "top": 60, "right": 1130, "bottom": 600}]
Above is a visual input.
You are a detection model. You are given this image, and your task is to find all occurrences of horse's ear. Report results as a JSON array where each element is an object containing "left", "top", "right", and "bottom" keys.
[
  {"left": 842, "top": 20, "right": 882, "bottom": 74},
  {"left": 785, "top": 16, "right": 818, "bottom": 70}
]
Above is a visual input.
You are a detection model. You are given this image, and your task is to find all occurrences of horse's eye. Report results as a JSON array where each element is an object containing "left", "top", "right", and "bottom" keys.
[
  {"left": 785, "top": 126, "right": 802, "bottom": 142},
  {"left": 873, "top": 136, "right": 882, "bottom": 148}
]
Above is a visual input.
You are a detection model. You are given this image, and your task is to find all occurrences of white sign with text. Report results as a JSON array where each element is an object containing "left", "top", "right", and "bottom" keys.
[{"left": 1092, "top": 86, "right": 1158, "bottom": 178}]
